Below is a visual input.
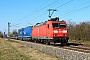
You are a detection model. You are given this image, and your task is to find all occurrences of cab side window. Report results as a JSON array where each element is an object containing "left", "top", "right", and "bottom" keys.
[{"left": 47, "top": 24, "right": 49, "bottom": 28}]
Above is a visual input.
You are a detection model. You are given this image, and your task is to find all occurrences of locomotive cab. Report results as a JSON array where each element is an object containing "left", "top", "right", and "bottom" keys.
[{"left": 52, "top": 22, "right": 68, "bottom": 44}]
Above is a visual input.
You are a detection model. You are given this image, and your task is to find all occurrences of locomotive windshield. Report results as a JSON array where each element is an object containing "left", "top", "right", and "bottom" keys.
[
  {"left": 53, "top": 23, "right": 66, "bottom": 28},
  {"left": 53, "top": 24, "right": 59, "bottom": 28}
]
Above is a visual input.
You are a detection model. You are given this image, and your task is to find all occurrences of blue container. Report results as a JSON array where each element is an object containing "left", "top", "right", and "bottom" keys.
[{"left": 18, "top": 26, "right": 32, "bottom": 39}]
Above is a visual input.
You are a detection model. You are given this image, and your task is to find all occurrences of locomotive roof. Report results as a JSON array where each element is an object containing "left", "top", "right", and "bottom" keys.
[{"left": 34, "top": 17, "right": 66, "bottom": 27}]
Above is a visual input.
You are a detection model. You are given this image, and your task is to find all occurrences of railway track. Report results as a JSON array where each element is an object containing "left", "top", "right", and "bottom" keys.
[
  {"left": 48, "top": 43, "right": 90, "bottom": 53},
  {"left": 9, "top": 39, "right": 90, "bottom": 53},
  {"left": 63, "top": 45, "right": 90, "bottom": 53}
]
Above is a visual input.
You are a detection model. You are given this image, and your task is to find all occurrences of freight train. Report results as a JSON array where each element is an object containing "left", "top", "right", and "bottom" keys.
[{"left": 12, "top": 17, "right": 69, "bottom": 44}]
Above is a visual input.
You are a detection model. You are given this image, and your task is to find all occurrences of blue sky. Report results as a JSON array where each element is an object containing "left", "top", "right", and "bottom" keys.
[{"left": 0, "top": 0, "right": 90, "bottom": 34}]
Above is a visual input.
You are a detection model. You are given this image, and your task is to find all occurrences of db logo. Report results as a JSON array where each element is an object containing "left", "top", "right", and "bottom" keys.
[{"left": 24, "top": 31, "right": 26, "bottom": 34}]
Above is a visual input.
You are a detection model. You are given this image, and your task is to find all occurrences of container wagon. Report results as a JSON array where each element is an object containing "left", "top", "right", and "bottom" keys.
[
  {"left": 32, "top": 17, "right": 69, "bottom": 44},
  {"left": 18, "top": 26, "right": 32, "bottom": 41}
]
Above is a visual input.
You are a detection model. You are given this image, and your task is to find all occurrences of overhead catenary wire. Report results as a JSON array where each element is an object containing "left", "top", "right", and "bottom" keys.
[
  {"left": 27, "top": 0, "right": 74, "bottom": 22},
  {"left": 31, "top": 0, "right": 90, "bottom": 23},
  {"left": 19, "top": 0, "right": 50, "bottom": 20},
  {"left": 12, "top": 0, "right": 60, "bottom": 27},
  {"left": 56, "top": 0, "right": 73, "bottom": 9},
  {"left": 59, "top": 0, "right": 90, "bottom": 18},
  {"left": 29, "top": 0, "right": 90, "bottom": 21},
  {"left": 60, "top": 4, "right": 90, "bottom": 18},
  {"left": 19, "top": 0, "right": 60, "bottom": 20},
  {"left": 11, "top": 0, "right": 49, "bottom": 27}
]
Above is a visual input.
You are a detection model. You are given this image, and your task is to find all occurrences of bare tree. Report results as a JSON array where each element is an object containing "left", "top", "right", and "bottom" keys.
[
  {"left": 0, "top": 31, "right": 3, "bottom": 38},
  {"left": 10, "top": 29, "right": 18, "bottom": 37},
  {"left": 67, "top": 20, "right": 76, "bottom": 40},
  {"left": 68, "top": 20, "right": 90, "bottom": 41}
]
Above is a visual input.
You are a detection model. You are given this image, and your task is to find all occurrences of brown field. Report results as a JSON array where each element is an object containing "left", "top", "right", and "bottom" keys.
[{"left": 0, "top": 38, "right": 63, "bottom": 60}]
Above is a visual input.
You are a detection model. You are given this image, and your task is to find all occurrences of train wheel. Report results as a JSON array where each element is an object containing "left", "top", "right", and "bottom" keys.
[
  {"left": 46, "top": 40, "right": 50, "bottom": 45},
  {"left": 61, "top": 38, "right": 68, "bottom": 45},
  {"left": 61, "top": 41, "right": 67, "bottom": 45},
  {"left": 34, "top": 39, "right": 38, "bottom": 43},
  {"left": 21, "top": 38, "right": 23, "bottom": 41},
  {"left": 54, "top": 40, "right": 56, "bottom": 45},
  {"left": 43, "top": 40, "right": 46, "bottom": 44}
]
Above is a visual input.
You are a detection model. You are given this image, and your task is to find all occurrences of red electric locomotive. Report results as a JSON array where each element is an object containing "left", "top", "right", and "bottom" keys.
[{"left": 32, "top": 17, "right": 69, "bottom": 44}]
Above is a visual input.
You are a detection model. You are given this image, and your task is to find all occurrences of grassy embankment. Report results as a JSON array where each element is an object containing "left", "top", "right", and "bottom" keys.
[
  {"left": 0, "top": 38, "right": 33, "bottom": 60},
  {"left": 0, "top": 38, "right": 63, "bottom": 60}
]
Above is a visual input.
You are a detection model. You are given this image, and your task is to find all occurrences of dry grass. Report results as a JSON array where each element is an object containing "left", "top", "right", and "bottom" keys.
[
  {"left": 0, "top": 38, "right": 31, "bottom": 60},
  {"left": 0, "top": 38, "right": 63, "bottom": 60}
]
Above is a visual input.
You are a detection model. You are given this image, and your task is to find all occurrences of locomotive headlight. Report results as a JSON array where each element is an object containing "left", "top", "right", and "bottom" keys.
[
  {"left": 62, "top": 30, "right": 67, "bottom": 33},
  {"left": 64, "top": 34, "right": 67, "bottom": 36},
  {"left": 54, "top": 34, "right": 56, "bottom": 36},
  {"left": 53, "top": 30, "right": 58, "bottom": 33}
]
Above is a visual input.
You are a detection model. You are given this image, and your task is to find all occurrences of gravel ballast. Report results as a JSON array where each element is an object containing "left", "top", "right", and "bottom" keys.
[{"left": 12, "top": 40, "right": 90, "bottom": 60}]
